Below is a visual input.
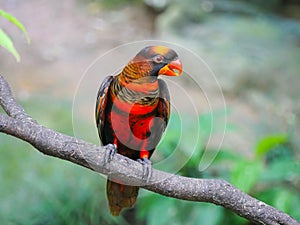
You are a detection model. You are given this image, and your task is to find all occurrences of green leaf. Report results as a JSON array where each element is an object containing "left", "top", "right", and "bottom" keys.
[
  {"left": 255, "top": 134, "right": 288, "bottom": 158},
  {"left": 231, "top": 160, "right": 262, "bottom": 192},
  {"left": 0, "top": 9, "right": 30, "bottom": 43},
  {"left": 0, "top": 28, "right": 20, "bottom": 61}
]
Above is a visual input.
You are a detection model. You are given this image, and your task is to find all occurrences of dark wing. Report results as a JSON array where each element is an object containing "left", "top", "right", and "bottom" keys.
[
  {"left": 157, "top": 79, "right": 170, "bottom": 127},
  {"left": 95, "top": 76, "right": 113, "bottom": 144},
  {"left": 148, "top": 79, "right": 170, "bottom": 150}
]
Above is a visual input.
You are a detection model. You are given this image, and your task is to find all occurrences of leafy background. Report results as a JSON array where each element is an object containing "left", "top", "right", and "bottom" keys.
[{"left": 1, "top": 0, "right": 300, "bottom": 224}]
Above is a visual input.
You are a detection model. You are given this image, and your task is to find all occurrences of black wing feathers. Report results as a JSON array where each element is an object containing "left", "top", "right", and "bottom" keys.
[{"left": 95, "top": 76, "right": 113, "bottom": 144}]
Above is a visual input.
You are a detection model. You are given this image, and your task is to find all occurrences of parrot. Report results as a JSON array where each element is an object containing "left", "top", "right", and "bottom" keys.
[{"left": 95, "top": 45, "right": 182, "bottom": 216}]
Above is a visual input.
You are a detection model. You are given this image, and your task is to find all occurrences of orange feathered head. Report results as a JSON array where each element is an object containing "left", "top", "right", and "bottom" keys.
[{"left": 124, "top": 46, "right": 182, "bottom": 78}]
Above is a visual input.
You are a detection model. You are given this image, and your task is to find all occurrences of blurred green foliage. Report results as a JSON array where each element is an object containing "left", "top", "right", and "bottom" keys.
[{"left": 1, "top": 97, "right": 299, "bottom": 225}]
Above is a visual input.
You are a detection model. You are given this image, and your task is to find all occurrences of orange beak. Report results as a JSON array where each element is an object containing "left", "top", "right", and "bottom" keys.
[{"left": 158, "top": 58, "right": 182, "bottom": 76}]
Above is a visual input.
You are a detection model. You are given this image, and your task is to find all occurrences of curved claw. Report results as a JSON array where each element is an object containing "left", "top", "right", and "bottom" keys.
[
  {"left": 104, "top": 144, "right": 117, "bottom": 163},
  {"left": 137, "top": 158, "right": 152, "bottom": 183}
]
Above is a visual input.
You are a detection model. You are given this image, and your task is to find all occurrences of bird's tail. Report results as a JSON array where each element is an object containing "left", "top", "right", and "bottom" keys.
[{"left": 106, "top": 179, "right": 139, "bottom": 216}]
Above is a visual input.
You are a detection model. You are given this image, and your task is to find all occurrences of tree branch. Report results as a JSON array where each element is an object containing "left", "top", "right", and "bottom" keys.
[
  {"left": 0, "top": 74, "right": 299, "bottom": 225},
  {"left": 0, "top": 76, "right": 33, "bottom": 121}
]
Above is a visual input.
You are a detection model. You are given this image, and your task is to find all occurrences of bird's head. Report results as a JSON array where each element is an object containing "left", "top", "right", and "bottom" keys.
[{"left": 123, "top": 46, "right": 182, "bottom": 80}]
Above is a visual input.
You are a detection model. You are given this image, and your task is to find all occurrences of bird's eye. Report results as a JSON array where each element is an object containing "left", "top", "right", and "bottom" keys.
[{"left": 153, "top": 55, "right": 164, "bottom": 63}]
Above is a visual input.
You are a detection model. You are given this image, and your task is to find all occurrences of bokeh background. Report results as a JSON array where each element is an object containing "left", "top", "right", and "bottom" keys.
[{"left": 1, "top": 0, "right": 300, "bottom": 224}]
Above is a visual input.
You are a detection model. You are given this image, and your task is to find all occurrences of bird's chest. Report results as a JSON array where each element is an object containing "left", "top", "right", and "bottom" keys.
[{"left": 107, "top": 95, "right": 158, "bottom": 149}]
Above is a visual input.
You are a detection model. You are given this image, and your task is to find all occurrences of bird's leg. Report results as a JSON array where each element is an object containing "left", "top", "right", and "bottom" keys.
[
  {"left": 137, "top": 157, "right": 152, "bottom": 183},
  {"left": 137, "top": 149, "right": 152, "bottom": 183},
  {"left": 104, "top": 140, "right": 117, "bottom": 163}
]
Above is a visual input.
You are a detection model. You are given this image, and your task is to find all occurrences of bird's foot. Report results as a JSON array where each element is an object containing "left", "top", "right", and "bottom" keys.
[
  {"left": 137, "top": 158, "right": 152, "bottom": 183},
  {"left": 104, "top": 143, "right": 117, "bottom": 163}
]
